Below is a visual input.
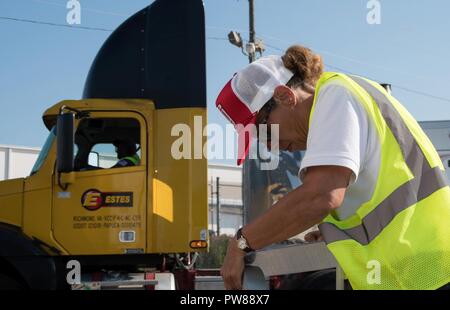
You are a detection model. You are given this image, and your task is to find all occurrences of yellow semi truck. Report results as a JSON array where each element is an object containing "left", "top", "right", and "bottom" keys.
[{"left": 0, "top": 0, "right": 208, "bottom": 289}]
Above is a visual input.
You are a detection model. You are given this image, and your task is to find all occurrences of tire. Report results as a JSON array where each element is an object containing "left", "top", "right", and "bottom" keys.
[{"left": 0, "top": 273, "right": 25, "bottom": 290}]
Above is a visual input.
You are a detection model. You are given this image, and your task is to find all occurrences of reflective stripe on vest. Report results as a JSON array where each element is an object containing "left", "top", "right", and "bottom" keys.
[
  {"left": 319, "top": 75, "right": 449, "bottom": 245},
  {"left": 123, "top": 155, "right": 140, "bottom": 166}
]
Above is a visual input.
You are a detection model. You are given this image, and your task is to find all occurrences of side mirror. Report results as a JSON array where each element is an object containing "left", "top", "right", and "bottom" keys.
[
  {"left": 88, "top": 151, "right": 100, "bottom": 167},
  {"left": 56, "top": 113, "right": 74, "bottom": 173}
]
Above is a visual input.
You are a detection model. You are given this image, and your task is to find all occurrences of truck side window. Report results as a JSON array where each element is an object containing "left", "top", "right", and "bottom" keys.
[
  {"left": 74, "top": 118, "right": 141, "bottom": 171},
  {"left": 30, "top": 126, "right": 56, "bottom": 175},
  {"left": 89, "top": 143, "right": 142, "bottom": 169}
]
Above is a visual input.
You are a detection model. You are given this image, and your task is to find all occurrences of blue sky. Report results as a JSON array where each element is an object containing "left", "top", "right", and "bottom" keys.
[{"left": 1, "top": 0, "right": 450, "bottom": 165}]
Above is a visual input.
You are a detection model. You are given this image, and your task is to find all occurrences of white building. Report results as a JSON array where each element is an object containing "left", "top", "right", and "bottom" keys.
[
  {"left": 0, "top": 145, "right": 243, "bottom": 236},
  {"left": 208, "top": 164, "right": 243, "bottom": 236},
  {"left": 0, "top": 145, "right": 42, "bottom": 180}
]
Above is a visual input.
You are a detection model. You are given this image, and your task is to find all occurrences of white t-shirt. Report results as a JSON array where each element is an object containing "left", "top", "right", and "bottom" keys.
[{"left": 299, "top": 80, "right": 381, "bottom": 220}]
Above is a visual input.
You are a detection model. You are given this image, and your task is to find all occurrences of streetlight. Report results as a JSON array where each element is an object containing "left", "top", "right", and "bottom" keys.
[{"left": 228, "top": 31, "right": 243, "bottom": 48}]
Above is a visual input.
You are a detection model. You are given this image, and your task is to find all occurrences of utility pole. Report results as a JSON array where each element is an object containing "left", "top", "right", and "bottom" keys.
[
  {"left": 243, "top": 0, "right": 255, "bottom": 228},
  {"left": 248, "top": 0, "right": 256, "bottom": 63},
  {"left": 210, "top": 177, "right": 214, "bottom": 235},
  {"left": 227, "top": 0, "right": 265, "bottom": 228},
  {"left": 227, "top": 0, "right": 264, "bottom": 64},
  {"left": 216, "top": 177, "right": 221, "bottom": 236}
]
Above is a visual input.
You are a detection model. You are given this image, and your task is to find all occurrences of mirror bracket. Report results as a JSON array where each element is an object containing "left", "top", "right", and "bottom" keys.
[
  {"left": 59, "top": 105, "right": 90, "bottom": 119},
  {"left": 58, "top": 172, "right": 75, "bottom": 191}
]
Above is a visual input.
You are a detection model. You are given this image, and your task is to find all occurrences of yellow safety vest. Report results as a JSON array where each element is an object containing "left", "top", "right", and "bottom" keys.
[
  {"left": 123, "top": 154, "right": 140, "bottom": 166},
  {"left": 313, "top": 72, "right": 450, "bottom": 290}
]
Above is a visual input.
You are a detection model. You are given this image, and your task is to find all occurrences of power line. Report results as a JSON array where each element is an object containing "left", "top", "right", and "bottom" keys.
[
  {"left": 390, "top": 85, "right": 450, "bottom": 103},
  {"left": 24, "top": 0, "right": 437, "bottom": 81},
  {"left": 266, "top": 43, "right": 362, "bottom": 75},
  {"left": 0, "top": 17, "right": 239, "bottom": 41},
  {"left": 0, "top": 16, "right": 112, "bottom": 32},
  {"left": 0, "top": 16, "right": 239, "bottom": 43},
  {"left": 261, "top": 34, "right": 429, "bottom": 81},
  {"left": 264, "top": 43, "right": 450, "bottom": 104},
  {"left": 30, "top": 0, "right": 128, "bottom": 17},
  {"left": 2, "top": 15, "right": 449, "bottom": 104},
  {"left": 206, "top": 36, "right": 229, "bottom": 41},
  {"left": 264, "top": 43, "right": 283, "bottom": 52}
]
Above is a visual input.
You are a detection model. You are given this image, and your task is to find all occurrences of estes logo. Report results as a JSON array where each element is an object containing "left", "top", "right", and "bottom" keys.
[{"left": 81, "top": 189, "right": 133, "bottom": 211}]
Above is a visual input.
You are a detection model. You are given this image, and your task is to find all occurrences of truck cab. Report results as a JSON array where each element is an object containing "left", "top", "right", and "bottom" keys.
[
  {"left": 16, "top": 99, "right": 206, "bottom": 256},
  {"left": 0, "top": 0, "right": 208, "bottom": 289}
]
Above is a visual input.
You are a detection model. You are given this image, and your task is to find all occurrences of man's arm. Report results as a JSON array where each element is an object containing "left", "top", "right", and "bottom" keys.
[
  {"left": 221, "top": 165, "right": 352, "bottom": 289},
  {"left": 241, "top": 165, "right": 352, "bottom": 249}
]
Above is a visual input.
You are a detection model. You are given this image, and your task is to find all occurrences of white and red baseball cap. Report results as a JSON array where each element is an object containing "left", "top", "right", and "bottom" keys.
[{"left": 215, "top": 55, "right": 294, "bottom": 165}]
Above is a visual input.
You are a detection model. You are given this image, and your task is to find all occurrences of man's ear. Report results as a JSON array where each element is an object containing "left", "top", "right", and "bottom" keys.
[{"left": 273, "top": 85, "right": 297, "bottom": 109}]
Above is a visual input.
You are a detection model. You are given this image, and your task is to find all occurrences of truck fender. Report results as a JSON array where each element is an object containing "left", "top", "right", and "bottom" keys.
[{"left": 0, "top": 223, "right": 58, "bottom": 290}]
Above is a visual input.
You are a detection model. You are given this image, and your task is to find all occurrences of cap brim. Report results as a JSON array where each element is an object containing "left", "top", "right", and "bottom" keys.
[{"left": 236, "top": 114, "right": 257, "bottom": 166}]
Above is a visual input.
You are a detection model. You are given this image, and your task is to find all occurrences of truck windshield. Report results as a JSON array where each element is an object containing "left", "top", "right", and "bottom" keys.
[{"left": 30, "top": 126, "right": 56, "bottom": 175}]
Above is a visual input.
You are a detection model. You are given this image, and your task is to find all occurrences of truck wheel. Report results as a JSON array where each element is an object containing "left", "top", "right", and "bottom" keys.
[{"left": 0, "top": 273, "right": 25, "bottom": 290}]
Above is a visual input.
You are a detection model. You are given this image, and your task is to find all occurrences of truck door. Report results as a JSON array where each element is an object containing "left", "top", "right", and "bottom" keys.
[{"left": 52, "top": 112, "right": 148, "bottom": 255}]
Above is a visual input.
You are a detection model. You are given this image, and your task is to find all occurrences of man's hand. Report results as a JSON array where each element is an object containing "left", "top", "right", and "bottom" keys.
[{"left": 220, "top": 238, "right": 246, "bottom": 290}]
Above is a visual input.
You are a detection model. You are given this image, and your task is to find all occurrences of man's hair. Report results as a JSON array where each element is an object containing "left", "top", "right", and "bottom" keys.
[{"left": 256, "top": 44, "right": 323, "bottom": 127}]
